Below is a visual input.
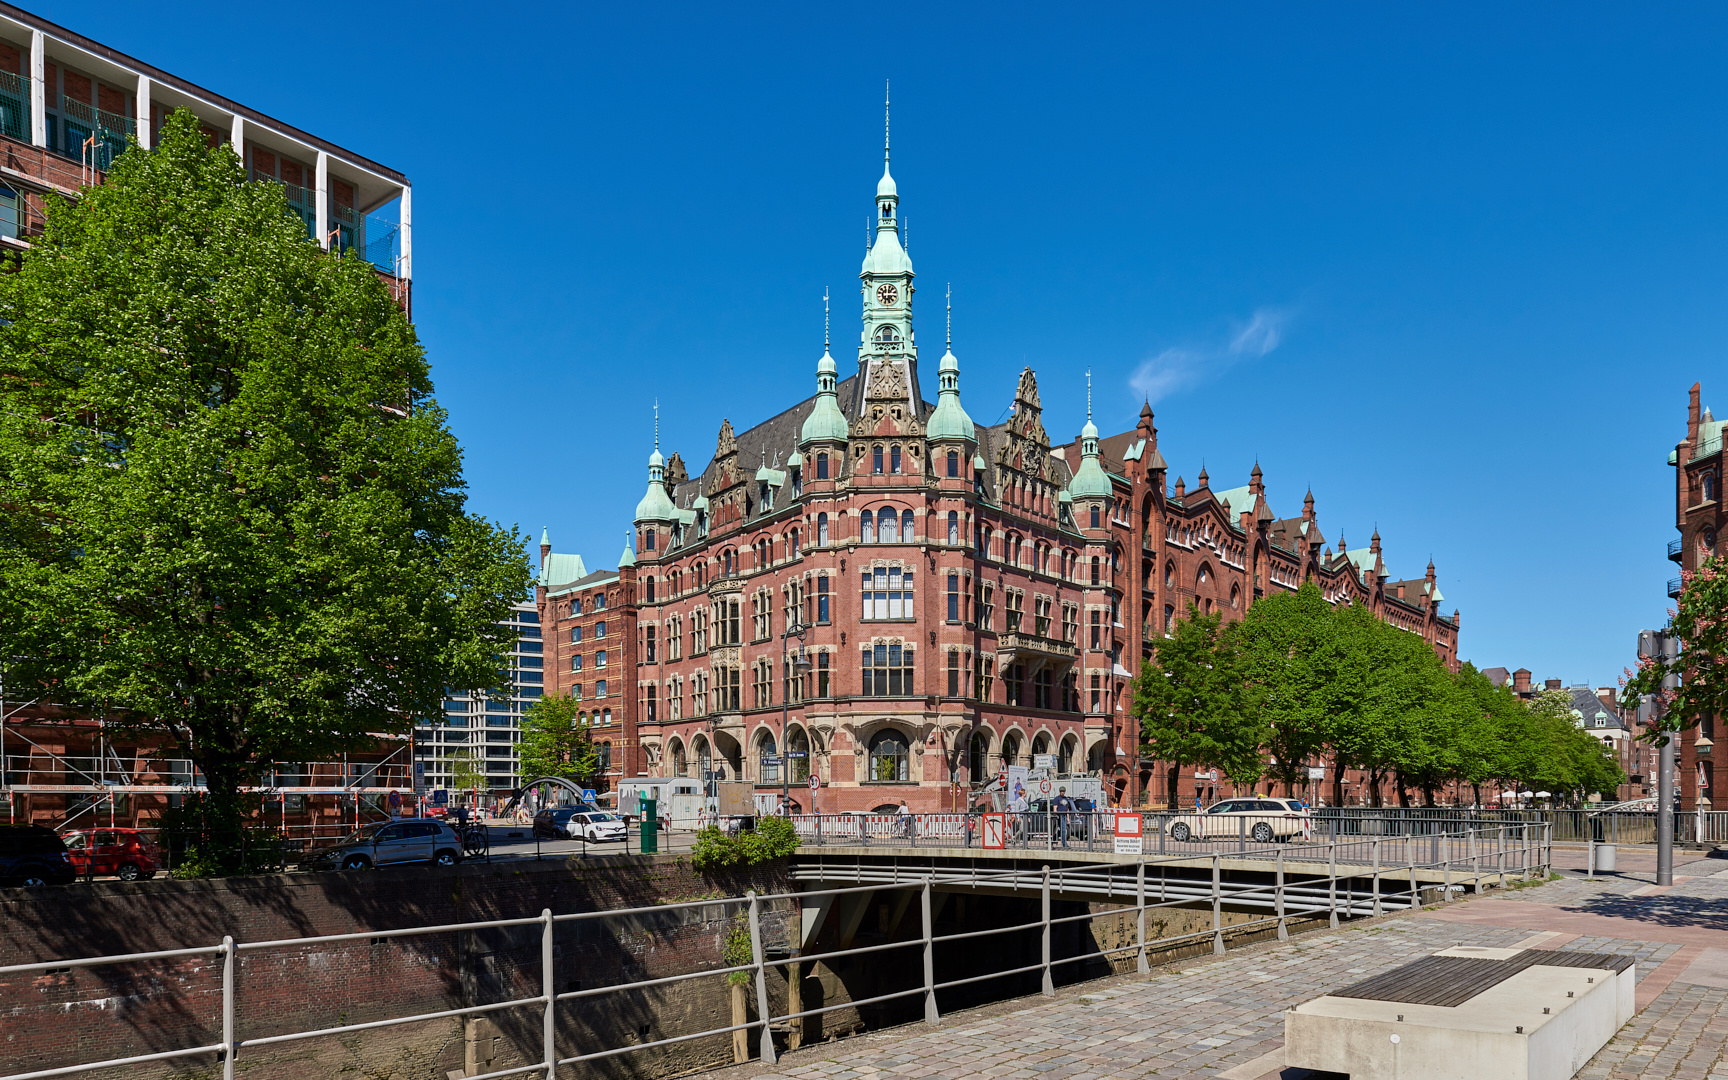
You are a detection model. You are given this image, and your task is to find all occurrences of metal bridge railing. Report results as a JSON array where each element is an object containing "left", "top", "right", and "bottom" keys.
[{"left": 0, "top": 822, "right": 1550, "bottom": 1080}]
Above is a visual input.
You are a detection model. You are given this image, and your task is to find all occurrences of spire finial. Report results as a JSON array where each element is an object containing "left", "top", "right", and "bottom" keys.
[
  {"left": 1086, "top": 368, "right": 1093, "bottom": 421},
  {"left": 945, "top": 282, "right": 952, "bottom": 349},
  {"left": 653, "top": 398, "right": 660, "bottom": 452},
  {"left": 884, "top": 79, "right": 891, "bottom": 161},
  {"left": 823, "top": 287, "right": 830, "bottom": 348}
]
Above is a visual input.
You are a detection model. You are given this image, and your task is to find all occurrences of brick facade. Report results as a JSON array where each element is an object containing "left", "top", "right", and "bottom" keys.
[
  {"left": 1672, "top": 381, "right": 1724, "bottom": 809},
  {"left": 538, "top": 143, "right": 1461, "bottom": 812}
]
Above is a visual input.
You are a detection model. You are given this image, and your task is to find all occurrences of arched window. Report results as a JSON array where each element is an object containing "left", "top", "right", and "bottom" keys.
[
  {"left": 947, "top": 510, "right": 959, "bottom": 544},
  {"left": 901, "top": 508, "right": 915, "bottom": 539},
  {"left": 1030, "top": 732, "right": 1051, "bottom": 759},
  {"left": 645, "top": 576, "right": 656, "bottom": 602},
  {"left": 1001, "top": 734, "right": 1020, "bottom": 768},
  {"left": 1230, "top": 584, "right": 1241, "bottom": 609},
  {"left": 968, "top": 731, "right": 989, "bottom": 781},
  {"left": 787, "top": 728, "right": 811, "bottom": 782},
  {"left": 695, "top": 737, "right": 712, "bottom": 779},
  {"left": 878, "top": 506, "right": 899, "bottom": 543},
  {"left": 645, "top": 528, "right": 656, "bottom": 551},
  {"left": 873, "top": 446, "right": 884, "bottom": 474},
  {"left": 757, "top": 731, "right": 779, "bottom": 784},
  {"left": 671, "top": 740, "right": 687, "bottom": 777},
  {"left": 861, "top": 513, "right": 876, "bottom": 544},
  {"left": 816, "top": 452, "right": 829, "bottom": 480},
  {"left": 1090, "top": 505, "right": 1100, "bottom": 528},
  {"left": 817, "top": 513, "right": 830, "bottom": 546},
  {"left": 868, "top": 729, "right": 910, "bottom": 782},
  {"left": 1057, "top": 738, "right": 1074, "bottom": 774},
  {"left": 947, "top": 450, "right": 960, "bottom": 477},
  {"left": 874, "top": 324, "right": 900, "bottom": 347},
  {"left": 1091, "top": 556, "right": 1101, "bottom": 585},
  {"left": 890, "top": 445, "right": 902, "bottom": 474},
  {"left": 1706, "top": 472, "right": 1718, "bottom": 502},
  {"left": 789, "top": 528, "right": 800, "bottom": 558}
]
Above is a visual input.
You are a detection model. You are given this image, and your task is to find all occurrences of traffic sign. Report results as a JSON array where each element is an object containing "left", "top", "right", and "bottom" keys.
[
  {"left": 1113, "top": 812, "right": 1143, "bottom": 855},
  {"left": 1037, "top": 777, "right": 1053, "bottom": 797},
  {"left": 579, "top": 788, "right": 597, "bottom": 803},
  {"left": 808, "top": 775, "right": 820, "bottom": 792},
  {"left": 981, "top": 813, "right": 1006, "bottom": 850},
  {"left": 432, "top": 789, "right": 448, "bottom": 806},
  {"left": 783, "top": 751, "right": 808, "bottom": 759}
]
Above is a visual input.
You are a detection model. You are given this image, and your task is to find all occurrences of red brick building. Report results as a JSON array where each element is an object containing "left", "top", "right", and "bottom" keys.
[
  {"left": 1671, "top": 381, "right": 1723, "bottom": 809},
  {"left": 536, "top": 135, "right": 1461, "bottom": 812}
]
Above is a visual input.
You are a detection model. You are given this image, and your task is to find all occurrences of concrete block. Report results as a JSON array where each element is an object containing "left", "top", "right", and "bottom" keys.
[{"left": 1285, "top": 948, "right": 1635, "bottom": 1080}]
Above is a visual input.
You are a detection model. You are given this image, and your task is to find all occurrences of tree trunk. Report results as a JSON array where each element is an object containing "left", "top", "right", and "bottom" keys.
[
  {"left": 1167, "top": 760, "right": 1182, "bottom": 810},
  {"left": 1331, "top": 754, "right": 1346, "bottom": 807}
]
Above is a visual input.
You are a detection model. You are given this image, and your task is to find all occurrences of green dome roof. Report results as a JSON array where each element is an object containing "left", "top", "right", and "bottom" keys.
[
  {"left": 1067, "top": 415, "right": 1113, "bottom": 499},
  {"left": 926, "top": 347, "right": 975, "bottom": 441},
  {"left": 800, "top": 347, "right": 850, "bottom": 444}
]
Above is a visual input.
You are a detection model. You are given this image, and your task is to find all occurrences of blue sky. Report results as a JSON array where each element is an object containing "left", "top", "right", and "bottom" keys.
[{"left": 49, "top": 3, "right": 1727, "bottom": 688}]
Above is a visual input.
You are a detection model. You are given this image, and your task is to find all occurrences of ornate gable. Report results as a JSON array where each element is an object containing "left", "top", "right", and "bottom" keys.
[{"left": 997, "top": 366, "right": 1060, "bottom": 484}]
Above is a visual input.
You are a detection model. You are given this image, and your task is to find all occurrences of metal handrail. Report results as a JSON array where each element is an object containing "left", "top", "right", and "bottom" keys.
[{"left": 0, "top": 823, "right": 1549, "bottom": 1080}]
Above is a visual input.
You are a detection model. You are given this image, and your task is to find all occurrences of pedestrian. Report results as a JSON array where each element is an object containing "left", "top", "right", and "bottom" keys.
[
  {"left": 896, "top": 798, "right": 913, "bottom": 839},
  {"left": 1053, "top": 787, "right": 1074, "bottom": 847}
]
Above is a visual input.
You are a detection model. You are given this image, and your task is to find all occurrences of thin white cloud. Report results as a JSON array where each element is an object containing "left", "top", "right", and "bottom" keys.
[{"left": 1130, "top": 307, "right": 1292, "bottom": 404}]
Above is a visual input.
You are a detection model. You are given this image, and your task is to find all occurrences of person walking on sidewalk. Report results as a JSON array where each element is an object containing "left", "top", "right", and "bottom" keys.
[{"left": 1053, "top": 788, "right": 1074, "bottom": 848}]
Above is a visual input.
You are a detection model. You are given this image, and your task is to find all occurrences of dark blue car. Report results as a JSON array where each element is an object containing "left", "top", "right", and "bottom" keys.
[{"left": 0, "top": 825, "right": 78, "bottom": 887}]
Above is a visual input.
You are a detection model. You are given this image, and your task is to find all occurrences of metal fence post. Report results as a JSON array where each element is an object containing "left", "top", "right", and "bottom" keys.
[
  {"left": 747, "top": 891, "right": 777, "bottom": 1064},
  {"left": 1497, "top": 827, "right": 1507, "bottom": 890},
  {"left": 1276, "top": 848, "right": 1287, "bottom": 941},
  {"left": 1443, "top": 832, "right": 1452, "bottom": 901},
  {"left": 1211, "top": 854, "right": 1224, "bottom": 955},
  {"left": 1468, "top": 828, "right": 1478, "bottom": 892},
  {"left": 1371, "top": 839, "right": 1382, "bottom": 917},
  {"left": 1328, "top": 840, "right": 1339, "bottom": 928},
  {"left": 1136, "top": 860, "right": 1149, "bottom": 974},
  {"left": 1040, "top": 865, "right": 1054, "bottom": 996},
  {"left": 222, "top": 935, "right": 236, "bottom": 1080},
  {"left": 1406, "top": 836, "right": 1417, "bottom": 908},
  {"left": 921, "top": 880, "right": 939, "bottom": 1026},
  {"left": 1159, "top": 813, "right": 1166, "bottom": 856},
  {"left": 541, "top": 908, "right": 555, "bottom": 1079},
  {"left": 1238, "top": 814, "right": 1246, "bottom": 854}
]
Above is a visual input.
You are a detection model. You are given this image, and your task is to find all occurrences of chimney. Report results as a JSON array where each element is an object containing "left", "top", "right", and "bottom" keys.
[
  {"left": 1513, "top": 668, "right": 1532, "bottom": 694},
  {"left": 1544, "top": 678, "right": 1562, "bottom": 692}
]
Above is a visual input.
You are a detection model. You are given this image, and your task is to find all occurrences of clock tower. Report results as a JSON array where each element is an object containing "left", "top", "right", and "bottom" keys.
[{"left": 857, "top": 91, "right": 919, "bottom": 420}]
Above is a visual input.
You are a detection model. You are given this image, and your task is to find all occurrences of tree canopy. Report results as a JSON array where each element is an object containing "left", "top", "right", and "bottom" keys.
[
  {"left": 1623, "top": 554, "right": 1728, "bottom": 736},
  {"left": 518, "top": 693, "right": 599, "bottom": 782},
  {"left": 0, "top": 112, "right": 530, "bottom": 865},
  {"left": 1133, "top": 583, "right": 1625, "bottom": 807}
]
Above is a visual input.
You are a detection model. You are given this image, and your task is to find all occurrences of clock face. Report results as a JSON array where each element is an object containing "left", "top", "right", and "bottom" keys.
[{"left": 876, "top": 283, "right": 899, "bottom": 306}]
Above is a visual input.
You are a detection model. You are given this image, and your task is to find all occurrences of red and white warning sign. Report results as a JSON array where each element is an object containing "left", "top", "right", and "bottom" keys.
[
  {"left": 1114, "top": 812, "right": 1143, "bottom": 855},
  {"left": 981, "top": 813, "right": 1007, "bottom": 850}
]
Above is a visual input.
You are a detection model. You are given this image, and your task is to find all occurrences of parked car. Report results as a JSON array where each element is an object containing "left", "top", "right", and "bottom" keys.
[
  {"left": 298, "top": 819, "right": 463, "bottom": 871},
  {"left": 0, "top": 825, "right": 78, "bottom": 887},
  {"left": 531, "top": 806, "right": 600, "bottom": 840},
  {"left": 567, "top": 812, "right": 627, "bottom": 843},
  {"left": 1166, "top": 798, "right": 1314, "bottom": 843},
  {"left": 60, "top": 828, "right": 160, "bottom": 881}
]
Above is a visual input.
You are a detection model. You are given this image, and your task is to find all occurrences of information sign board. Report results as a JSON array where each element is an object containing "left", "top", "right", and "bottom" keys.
[
  {"left": 1113, "top": 812, "right": 1143, "bottom": 855},
  {"left": 981, "top": 813, "right": 1007, "bottom": 850}
]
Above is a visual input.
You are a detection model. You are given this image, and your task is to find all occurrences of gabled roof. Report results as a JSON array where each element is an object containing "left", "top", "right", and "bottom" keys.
[
  {"left": 538, "top": 552, "right": 589, "bottom": 590},
  {"left": 548, "top": 568, "right": 620, "bottom": 597}
]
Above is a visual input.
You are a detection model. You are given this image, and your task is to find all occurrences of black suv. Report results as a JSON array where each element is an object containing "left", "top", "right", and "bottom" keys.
[{"left": 0, "top": 825, "right": 77, "bottom": 887}]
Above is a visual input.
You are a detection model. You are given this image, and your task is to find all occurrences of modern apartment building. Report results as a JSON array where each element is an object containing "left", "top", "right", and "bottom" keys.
[
  {"left": 415, "top": 602, "right": 545, "bottom": 795},
  {"left": 0, "top": 2, "right": 410, "bottom": 298}
]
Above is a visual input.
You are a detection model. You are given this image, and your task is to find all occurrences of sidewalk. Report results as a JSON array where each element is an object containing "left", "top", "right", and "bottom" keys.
[{"left": 695, "top": 852, "right": 1728, "bottom": 1080}]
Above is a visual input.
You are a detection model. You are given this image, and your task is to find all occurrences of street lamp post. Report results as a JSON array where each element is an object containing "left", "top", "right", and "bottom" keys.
[
  {"left": 1638, "top": 628, "right": 1681, "bottom": 887},
  {"left": 780, "top": 620, "right": 812, "bottom": 815}
]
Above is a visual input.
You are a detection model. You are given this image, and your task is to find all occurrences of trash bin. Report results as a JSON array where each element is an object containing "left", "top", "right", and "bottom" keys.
[
  {"left": 640, "top": 796, "right": 658, "bottom": 854},
  {"left": 1595, "top": 844, "right": 1616, "bottom": 872}
]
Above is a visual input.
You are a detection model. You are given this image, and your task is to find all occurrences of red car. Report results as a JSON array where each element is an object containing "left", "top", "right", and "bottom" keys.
[{"left": 60, "top": 829, "right": 160, "bottom": 881}]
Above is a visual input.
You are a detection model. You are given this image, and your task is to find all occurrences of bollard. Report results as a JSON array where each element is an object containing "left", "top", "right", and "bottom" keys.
[
  {"left": 921, "top": 880, "right": 939, "bottom": 1025},
  {"left": 1040, "top": 865, "right": 1054, "bottom": 996},
  {"left": 1212, "top": 854, "right": 1225, "bottom": 955}
]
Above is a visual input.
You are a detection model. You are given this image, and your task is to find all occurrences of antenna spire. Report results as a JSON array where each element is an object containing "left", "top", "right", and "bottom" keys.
[
  {"left": 884, "top": 79, "right": 891, "bottom": 163},
  {"left": 653, "top": 399, "right": 660, "bottom": 451},
  {"left": 823, "top": 287, "right": 830, "bottom": 348},
  {"left": 945, "top": 283, "right": 952, "bottom": 349},
  {"left": 1086, "top": 369, "right": 1093, "bottom": 421}
]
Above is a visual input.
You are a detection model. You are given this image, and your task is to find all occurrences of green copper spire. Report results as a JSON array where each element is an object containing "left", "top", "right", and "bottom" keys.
[
  {"left": 801, "top": 287, "right": 850, "bottom": 444},
  {"left": 1067, "top": 369, "right": 1112, "bottom": 499},
  {"left": 618, "top": 532, "right": 636, "bottom": 568},
  {"left": 926, "top": 283, "right": 975, "bottom": 442},
  {"left": 633, "top": 403, "right": 678, "bottom": 521}
]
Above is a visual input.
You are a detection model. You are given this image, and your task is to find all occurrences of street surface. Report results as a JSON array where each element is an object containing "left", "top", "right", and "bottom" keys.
[{"left": 694, "top": 844, "right": 1728, "bottom": 1080}]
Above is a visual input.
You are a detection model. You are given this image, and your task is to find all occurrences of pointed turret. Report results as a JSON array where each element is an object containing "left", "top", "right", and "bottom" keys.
[
  {"left": 618, "top": 535, "right": 636, "bottom": 569},
  {"left": 801, "top": 290, "right": 850, "bottom": 444},
  {"left": 633, "top": 417, "right": 678, "bottom": 524},
  {"left": 1067, "top": 373, "right": 1112, "bottom": 501},
  {"left": 1196, "top": 464, "right": 1209, "bottom": 489},
  {"left": 1250, "top": 461, "right": 1264, "bottom": 496},
  {"left": 540, "top": 527, "right": 551, "bottom": 564},
  {"left": 926, "top": 285, "right": 975, "bottom": 442}
]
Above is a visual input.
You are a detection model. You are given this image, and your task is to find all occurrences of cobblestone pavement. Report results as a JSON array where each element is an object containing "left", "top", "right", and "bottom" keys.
[{"left": 697, "top": 851, "right": 1728, "bottom": 1080}]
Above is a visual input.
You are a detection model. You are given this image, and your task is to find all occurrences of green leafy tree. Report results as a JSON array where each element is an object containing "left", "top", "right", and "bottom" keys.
[
  {"left": 1623, "top": 554, "right": 1728, "bottom": 738},
  {"left": 1237, "top": 583, "right": 1340, "bottom": 796},
  {"left": 1133, "top": 604, "right": 1266, "bottom": 808},
  {"left": 0, "top": 112, "right": 529, "bottom": 870},
  {"left": 447, "top": 750, "right": 489, "bottom": 799},
  {"left": 518, "top": 693, "right": 599, "bottom": 781}
]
